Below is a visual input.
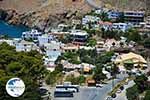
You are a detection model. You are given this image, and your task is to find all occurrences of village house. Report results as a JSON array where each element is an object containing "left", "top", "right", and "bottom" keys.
[
  {"left": 112, "top": 23, "right": 132, "bottom": 32},
  {"left": 70, "top": 30, "right": 88, "bottom": 45},
  {"left": 57, "top": 24, "right": 70, "bottom": 32},
  {"left": 124, "top": 11, "right": 145, "bottom": 25},
  {"left": 103, "top": 39, "right": 119, "bottom": 51},
  {"left": 96, "top": 40, "right": 106, "bottom": 53},
  {"left": 79, "top": 46, "right": 95, "bottom": 50},
  {"left": 99, "top": 21, "right": 132, "bottom": 32},
  {"left": 0, "top": 38, "right": 20, "bottom": 46},
  {"left": 61, "top": 43, "right": 79, "bottom": 53},
  {"left": 38, "top": 34, "right": 54, "bottom": 46},
  {"left": 61, "top": 60, "right": 95, "bottom": 74},
  {"left": 22, "top": 29, "right": 42, "bottom": 40},
  {"left": 99, "top": 21, "right": 112, "bottom": 30},
  {"left": 43, "top": 41, "right": 62, "bottom": 70},
  {"left": 50, "top": 29, "right": 69, "bottom": 39},
  {"left": 107, "top": 10, "right": 123, "bottom": 21},
  {"left": 95, "top": 9, "right": 103, "bottom": 14},
  {"left": 72, "top": 19, "right": 81, "bottom": 26},
  {"left": 114, "top": 52, "right": 147, "bottom": 73},
  {"left": 82, "top": 15, "right": 100, "bottom": 25},
  {"left": 103, "top": 38, "right": 128, "bottom": 51},
  {"left": 16, "top": 40, "right": 39, "bottom": 52}
]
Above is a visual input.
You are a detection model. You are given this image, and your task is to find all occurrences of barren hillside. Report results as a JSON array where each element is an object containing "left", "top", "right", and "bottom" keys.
[
  {"left": 0, "top": 0, "right": 91, "bottom": 14},
  {"left": 0, "top": 0, "right": 147, "bottom": 14},
  {"left": 0, "top": 0, "right": 148, "bottom": 32}
]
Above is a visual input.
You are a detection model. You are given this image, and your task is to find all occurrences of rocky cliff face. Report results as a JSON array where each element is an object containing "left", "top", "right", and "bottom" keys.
[
  {"left": 0, "top": 0, "right": 148, "bottom": 32},
  {"left": 0, "top": 0, "right": 91, "bottom": 32},
  {"left": 0, "top": 9, "right": 84, "bottom": 32}
]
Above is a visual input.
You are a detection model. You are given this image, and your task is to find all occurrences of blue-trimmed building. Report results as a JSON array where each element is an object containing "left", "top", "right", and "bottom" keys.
[
  {"left": 124, "top": 11, "right": 145, "bottom": 25},
  {"left": 107, "top": 10, "right": 123, "bottom": 21}
]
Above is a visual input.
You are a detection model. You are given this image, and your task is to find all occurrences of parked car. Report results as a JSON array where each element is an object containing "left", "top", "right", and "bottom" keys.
[
  {"left": 120, "top": 86, "right": 124, "bottom": 90},
  {"left": 38, "top": 87, "right": 48, "bottom": 96},
  {"left": 96, "top": 84, "right": 103, "bottom": 88},
  {"left": 111, "top": 93, "right": 116, "bottom": 98},
  {"left": 106, "top": 96, "right": 113, "bottom": 100},
  {"left": 116, "top": 89, "right": 121, "bottom": 94}
]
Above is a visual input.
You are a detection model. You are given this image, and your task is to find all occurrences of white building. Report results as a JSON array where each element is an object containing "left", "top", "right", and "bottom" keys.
[
  {"left": 0, "top": 38, "right": 20, "bottom": 46},
  {"left": 22, "top": 29, "right": 42, "bottom": 40},
  {"left": 82, "top": 15, "right": 100, "bottom": 25},
  {"left": 70, "top": 30, "right": 88, "bottom": 45},
  {"left": 95, "top": 9, "right": 103, "bottom": 14},
  {"left": 16, "top": 40, "right": 39, "bottom": 52},
  {"left": 43, "top": 41, "right": 62, "bottom": 68},
  {"left": 38, "top": 34, "right": 54, "bottom": 46},
  {"left": 112, "top": 23, "right": 132, "bottom": 32}
]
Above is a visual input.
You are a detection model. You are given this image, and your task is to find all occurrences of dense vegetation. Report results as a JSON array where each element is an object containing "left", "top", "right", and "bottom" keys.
[
  {"left": 0, "top": 42, "right": 47, "bottom": 100},
  {"left": 126, "top": 75, "right": 150, "bottom": 100},
  {"left": 56, "top": 49, "right": 115, "bottom": 83},
  {"left": 65, "top": 75, "right": 86, "bottom": 85},
  {"left": 45, "top": 64, "right": 64, "bottom": 85},
  {"left": 126, "top": 84, "right": 139, "bottom": 100}
]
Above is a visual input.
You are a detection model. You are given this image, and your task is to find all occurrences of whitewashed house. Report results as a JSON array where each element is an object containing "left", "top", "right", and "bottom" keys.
[
  {"left": 38, "top": 34, "right": 54, "bottom": 46},
  {"left": 22, "top": 29, "right": 42, "bottom": 40},
  {"left": 112, "top": 23, "right": 132, "bottom": 32},
  {"left": 16, "top": 40, "right": 39, "bottom": 52},
  {"left": 43, "top": 41, "right": 62, "bottom": 69},
  {"left": 0, "top": 38, "right": 20, "bottom": 46},
  {"left": 82, "top": 15, "right": 100, "bottom": 25}
]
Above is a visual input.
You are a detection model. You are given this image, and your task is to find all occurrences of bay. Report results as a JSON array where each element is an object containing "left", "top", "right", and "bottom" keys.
[{"left": 0, "top": 20, "right": 29, "bottom": 38}]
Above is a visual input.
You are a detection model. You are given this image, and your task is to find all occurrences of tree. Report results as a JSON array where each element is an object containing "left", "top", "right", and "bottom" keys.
[
  {"left": 7, "top": 62, "right": 23, "bottom": 73},
  {"left": 134, "top": 74, "right": 148, "bottom": 93},
  {"left": 65, "top": 75, "right": 86, "bottom": 85},
  {"left": 86, "top": 38, "right": 97, "bottom": 47},
  {"left": 96, "top": 51, "right": 114, "bottom": 64},
  {"left": 112, "top": 42, "right": 116, "bottom": 47},
  {"left": 0, "top": 42, "right": 46, "bottom": 99},
  {"left": 143, "top": 38, "right": 150, "bottom": 49},
  {"left": 115, "top": 13, "right": 124, "bottom": 23},
  {"left": 124, "top": 63, "right": 134, "bottom": 70},
  {"left": 144, "top": 90, "right": 150, "bottom": 100},
  {"left": 45, "top": 64, "right": 64, "bottom": 85},
  {"left": 45, "top": 72, "right": 56, "bottom": 85},
  {"left": 63, "top": 52, "right": 80, "bottom": 64},
  {"left": 93, "top": 64, "right": 106, "bottom": 82},
  {"left": 101, "top": 29, "right": 120, "bottom": 39},
  {"left": 126, "top": 85, "right": 139, "bottom": 100},
  {"left": 99, "top": 12, "right": 110, "bottom": 21},
  {"left": 124, "top": 28, "right": 141, "bottom": 43},
  {"left": 111, "top": 63, "right": 119, "bottom": 76},
  {"left": 60, "top": 34, "right": 72, "bottom": 43},
  {"left": 120, "top": 42, "right": 124, "bottom": 47},
  {"left": 55, "top": 64, "right": 63, "bottom": 73}
]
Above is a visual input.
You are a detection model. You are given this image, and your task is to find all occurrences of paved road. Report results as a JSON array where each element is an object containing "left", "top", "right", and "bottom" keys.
[
  {"left": 52, "top": 79, "right": 122, "bottom": 100},
  {"left": 114, "top": 80, "right": 135, "bottom": 100},
  {"left": 44, "top": 73, "right": 128, "bottom": 100}
]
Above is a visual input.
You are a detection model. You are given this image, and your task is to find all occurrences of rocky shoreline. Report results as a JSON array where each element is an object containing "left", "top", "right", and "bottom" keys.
[{"left": 0, "top": 9, "right": 81, "bottom": 32}]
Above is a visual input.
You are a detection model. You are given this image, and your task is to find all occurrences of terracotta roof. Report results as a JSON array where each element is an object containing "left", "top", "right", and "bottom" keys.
[{"left": 99, "top": 21, "right": 112, "bottom": 25}]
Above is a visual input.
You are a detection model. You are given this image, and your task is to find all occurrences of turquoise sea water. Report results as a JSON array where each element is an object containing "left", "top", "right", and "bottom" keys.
[{"left": 0, "top": 20, "right": 29, "bottom": 38}]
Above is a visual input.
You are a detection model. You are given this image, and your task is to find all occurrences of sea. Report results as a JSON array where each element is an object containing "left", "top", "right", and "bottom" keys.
[{"left": 0, "top": 20, "right": 29, "bottom": 38}]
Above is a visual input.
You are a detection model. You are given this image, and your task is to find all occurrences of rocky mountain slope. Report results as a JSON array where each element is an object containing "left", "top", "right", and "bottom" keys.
[
  {"left": 0, "top": 0, "right": 148, "bottom": 32},
  {"left": 0, "top": 0, "right": 91, "bottom": 32}
]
